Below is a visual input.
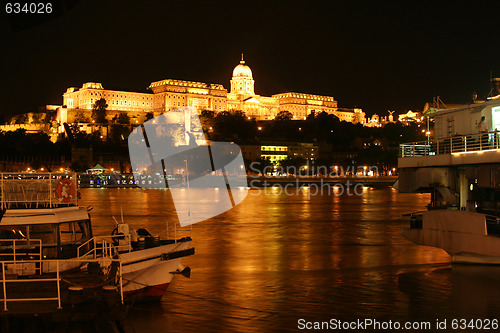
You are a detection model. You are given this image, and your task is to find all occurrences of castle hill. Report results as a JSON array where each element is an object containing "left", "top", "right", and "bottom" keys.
[{"left": 0, "top": 57, "right": 425, "bottom": 178}]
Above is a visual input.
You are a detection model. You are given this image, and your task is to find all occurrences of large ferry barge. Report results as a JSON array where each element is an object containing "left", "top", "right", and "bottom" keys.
[{"left": 398, "top": 91, "right": 500, "bottom": 264}]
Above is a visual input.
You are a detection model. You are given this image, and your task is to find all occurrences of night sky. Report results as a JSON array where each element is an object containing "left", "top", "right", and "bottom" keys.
[{"left": 1, "top": 0, "right": 499, "bottom": 119}]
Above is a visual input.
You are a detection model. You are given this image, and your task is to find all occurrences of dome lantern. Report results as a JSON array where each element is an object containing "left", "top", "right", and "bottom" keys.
[{"left": 230, "top": 54, "right": 255, "bottom": 95}]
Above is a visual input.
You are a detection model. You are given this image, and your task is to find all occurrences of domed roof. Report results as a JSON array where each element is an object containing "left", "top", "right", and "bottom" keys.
[{"left": 232, "top": 55, "right": 253, "bottom": 78}]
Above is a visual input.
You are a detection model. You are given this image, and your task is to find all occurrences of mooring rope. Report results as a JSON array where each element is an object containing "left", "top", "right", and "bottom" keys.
[{"left": 122, "top": 277, "right": 279, "bottom": 315}]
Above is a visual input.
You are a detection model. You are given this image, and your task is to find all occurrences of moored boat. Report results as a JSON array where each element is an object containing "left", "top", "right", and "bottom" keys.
[{"left": 0, "top": 172, "right": 194, "bottom": 309}]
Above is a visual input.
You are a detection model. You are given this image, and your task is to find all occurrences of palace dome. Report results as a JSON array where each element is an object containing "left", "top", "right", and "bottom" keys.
[{"left": 232, "top": 59, "right": 253, "bottom": 78}]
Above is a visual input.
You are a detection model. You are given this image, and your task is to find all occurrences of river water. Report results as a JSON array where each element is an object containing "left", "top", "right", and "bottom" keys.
[{"left": 79, "top": 187, "right": 500, "bottom": 333}]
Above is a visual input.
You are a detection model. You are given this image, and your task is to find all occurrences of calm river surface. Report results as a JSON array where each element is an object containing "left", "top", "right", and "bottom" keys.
[{"left": 79, "top": 187, "right": 500, "bottom": 333}]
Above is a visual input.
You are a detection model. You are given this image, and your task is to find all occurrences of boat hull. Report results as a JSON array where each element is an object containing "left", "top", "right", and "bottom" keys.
[
  {"left": 401, "top": 210, "right": 500, "bottom": 264},
  {"left": 119, "top": 239, "right": 193, "bottom": 302}
]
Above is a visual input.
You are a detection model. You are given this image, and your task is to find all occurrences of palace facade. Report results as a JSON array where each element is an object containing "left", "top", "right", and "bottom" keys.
[{"left": 60, "top": 56, "right": 365, "bottom": 123}]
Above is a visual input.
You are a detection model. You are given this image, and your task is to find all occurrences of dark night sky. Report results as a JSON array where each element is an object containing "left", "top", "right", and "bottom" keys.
[{"left": 1, "top": 0, "right": 499, "bottom": 118}]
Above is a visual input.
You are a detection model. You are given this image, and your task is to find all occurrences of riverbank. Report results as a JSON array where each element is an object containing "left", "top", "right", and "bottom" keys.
[{"left": 78, "top": 174, "right": 398, "bottom": 188}]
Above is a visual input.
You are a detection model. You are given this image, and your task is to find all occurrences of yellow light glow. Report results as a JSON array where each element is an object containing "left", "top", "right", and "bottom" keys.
[
  {"left": 187, "top": 88, "right": 208, "bottom": 95},
  {"left": 307, "top": 100, "right": 323, "bottom": 106},
  {"left": 450, "top": 149, "right": 500, "bottom": 156}
]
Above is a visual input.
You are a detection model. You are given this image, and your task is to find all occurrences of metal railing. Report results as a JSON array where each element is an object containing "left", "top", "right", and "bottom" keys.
[
  {"left": 0, "top": 172, "right": 78, "bottom": 209},
  {"left": 77, "top": 235, "right": 132, "bottom": 259},
  {"left": 0, "top": 258, "right": 123, "bottom": 311},
  {"left": 165, "top": 221, "right": 192, "bottom": 243},
  {"left": 0, "top": 239, "right": 43, "bottom": 274},
  {"left": 399, "top": 131, "right": 500, "bottom": 158}
]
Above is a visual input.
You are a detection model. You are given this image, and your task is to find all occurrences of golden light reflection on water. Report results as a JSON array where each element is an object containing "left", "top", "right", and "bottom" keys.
[{"left": 79, "top": 187, "right": 500, "bottom": 333}]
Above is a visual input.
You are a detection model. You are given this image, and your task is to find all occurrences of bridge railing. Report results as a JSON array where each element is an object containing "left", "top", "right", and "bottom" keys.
[{"left": 399, "top": 131, "right": 500, "bottom": 158}]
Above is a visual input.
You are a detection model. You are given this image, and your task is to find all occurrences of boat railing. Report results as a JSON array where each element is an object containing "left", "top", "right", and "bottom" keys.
[
  {"left": 165, "top": 221, "right": 192, "bottom": 243},
  {"left": 399, "top": 131, "right": 500, "bottom": 158},
  {"left": 77, "top": 234, "right": 132, "bottom": 260},
  {"left": 0, "top": 172, "right": 79, "bottom": 209},
  {"left": 0, "top": 258, "right": 123, "bottom": 311},
  {"left": 0, "top": 239, "right": 43, "bottom": 273}
]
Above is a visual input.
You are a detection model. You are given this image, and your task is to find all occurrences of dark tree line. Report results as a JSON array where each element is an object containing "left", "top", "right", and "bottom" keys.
[{"left": 2, "top": 108, "right": 425, "bottom": 173}]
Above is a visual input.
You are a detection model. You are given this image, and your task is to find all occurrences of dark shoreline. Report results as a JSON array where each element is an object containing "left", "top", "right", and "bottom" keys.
[{"left": 78, "top": 175, "right": 398, "bottom": 188}]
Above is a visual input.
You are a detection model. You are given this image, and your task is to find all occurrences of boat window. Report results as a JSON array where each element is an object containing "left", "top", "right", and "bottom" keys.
[
  {"left": 60, "top": 220, "right": 90, "bottom": 244},
  {"left": 29, "top": 224, "right": 57, "bottom": 246},
  {"left": 0, "top": 226, "right": 27, "bottom": 240}
]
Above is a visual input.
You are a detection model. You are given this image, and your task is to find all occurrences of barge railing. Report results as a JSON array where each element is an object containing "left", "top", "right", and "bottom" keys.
[{"left": 399, "top": 131, "right": 500, "bottom": 157}]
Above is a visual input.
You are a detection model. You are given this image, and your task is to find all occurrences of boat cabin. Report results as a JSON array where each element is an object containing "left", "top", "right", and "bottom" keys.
[{"left": 0, "top": 207, "right": 93, "bottom": 261}]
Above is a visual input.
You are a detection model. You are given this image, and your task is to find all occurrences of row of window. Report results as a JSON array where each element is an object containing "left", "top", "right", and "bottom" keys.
[
  {"left": 82, "top": 92, "right": 160, "bottom": 104},
  {"left": 88, "top": 91, "right": 156, "bottom": 101},
  {"left": 84, "top": 98, "right": 154, "bottom": 108}
]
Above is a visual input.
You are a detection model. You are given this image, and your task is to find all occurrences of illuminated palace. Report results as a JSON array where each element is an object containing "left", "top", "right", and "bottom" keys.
[{"left": 61, "top": 56, "right": 365, "bottom": 123}]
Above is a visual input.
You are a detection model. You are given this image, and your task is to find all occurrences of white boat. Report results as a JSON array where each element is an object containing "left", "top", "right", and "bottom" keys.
[
  {"left": 399, "top": 95, "right": 500, "bottom": 264},
  {"left": 0, "top": 172, "right": 194, "bottom": 305}
]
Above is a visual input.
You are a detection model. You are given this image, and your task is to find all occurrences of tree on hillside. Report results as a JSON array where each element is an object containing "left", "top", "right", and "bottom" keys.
[
  {"left": 117, "top": 113, "right": 130, "bottom": 125},
  {"left": 91, "top": 98, "right": 108, "bottom": 124},
  {"left": 74, "top": 111, "right": 89, "bottom": 123},
  {"left": 213, "top": 110, "right": 257, "bottom": 142},
  {"left": 15, "top": 113, "right": 28, "bottom": 124},
  {"left": 32, "top": 113, "right": 43, "bottom": 124},
  {"left": 145, "top": 112, "right": 154, "bottom": 121},
  {"left": 275, "top": 110, "right": 293, "bottom": 121},
  {"left": 199, "top": 110, "right": 215, "bottom": 131}
]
